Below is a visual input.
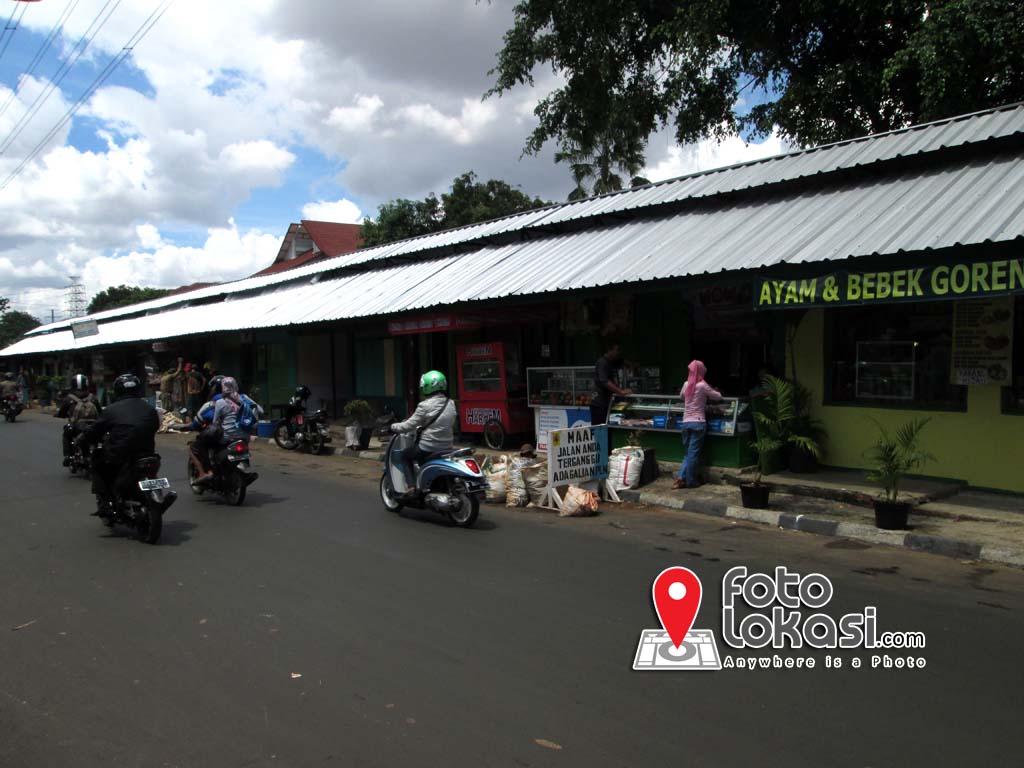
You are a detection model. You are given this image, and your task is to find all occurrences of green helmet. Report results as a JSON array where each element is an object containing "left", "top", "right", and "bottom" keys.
[{"left": 419, "top": 370, "right": 447, "bottom": 396}]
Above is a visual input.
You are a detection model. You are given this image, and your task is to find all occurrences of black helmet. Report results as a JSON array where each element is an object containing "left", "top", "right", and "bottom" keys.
[
  {"left": 295, "top": 385, "right": 311, "bottom": 400},
  {"left": 208, "top": 374, "right": 226, "bottom": 398},
  {"left": 113, "top": 373, "right": 141, "bottom": 399},
  {"left": 71, "top": 374, "right": 89, "bottom": 391}
]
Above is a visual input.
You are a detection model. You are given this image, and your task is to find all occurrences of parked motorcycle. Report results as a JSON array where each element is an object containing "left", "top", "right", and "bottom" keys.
[
  {"left": 91, "top": 446, "right": 177, "bottom": 544},
  {"left": 2, "top": 394, "right": 23, "bottom": 422},
  {"left": 379, "top": 432, "right": 486, "bottom": 527},
  {"left": 187, "top": 437, "right": 257, "bottom": 505},
  {"left": 274, "top": 388, "right": 331, "bottom": 454}
]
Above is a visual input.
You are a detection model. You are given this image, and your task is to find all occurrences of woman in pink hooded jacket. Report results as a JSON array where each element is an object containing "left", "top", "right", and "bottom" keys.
[{"left": 673, "top": 360, "right": 722, "bottom": 489}]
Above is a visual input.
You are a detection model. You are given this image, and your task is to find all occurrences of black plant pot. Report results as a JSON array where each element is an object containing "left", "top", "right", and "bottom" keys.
[
  {"left": 358, "top": 427, "right": 373, "bottom": 451},
  {"left": 786, "top": 444, "right": 818, "bottom": 474},
  {"left": 874, "top": 499, "right": 911, "bottom": 530},
  {"left": 740, "top": 483, "right": 770, "bottom": 509}
]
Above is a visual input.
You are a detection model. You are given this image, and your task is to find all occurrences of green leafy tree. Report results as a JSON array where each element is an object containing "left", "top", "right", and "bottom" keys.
[
  {"left": 487, "top": 0, "right": 1024, "bottom": 173},
  {"left": 0, "top": 308, "right": 40, "bottom": 350},
  {"left": 86, "top": 285, "right": 170, "bottom": 314},
  {"left": 360, "top": 172, "right": 550, "bottom": 247}
]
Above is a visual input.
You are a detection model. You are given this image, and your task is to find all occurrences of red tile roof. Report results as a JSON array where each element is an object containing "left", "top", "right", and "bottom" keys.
[
  {"left": 300, "top": 220, "right": 362, "bottom": 257},
  {"left": 166, "top": 282, "right": 218, "bottom": 296},
  {"left": 249, "top": 248, "right": 327, "bottom": 277}
]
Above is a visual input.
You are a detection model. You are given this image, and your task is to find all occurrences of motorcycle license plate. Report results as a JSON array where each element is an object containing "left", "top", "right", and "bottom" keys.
[{"left": 138, "top": 478, "right": 170, "bottom": 491}]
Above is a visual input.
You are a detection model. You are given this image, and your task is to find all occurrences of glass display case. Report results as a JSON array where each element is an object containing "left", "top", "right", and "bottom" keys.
[
  {"left": 456, "top": 342, "right": 532, "bottom": 449},
  {"left": 606, "top": 394, "right": 751, "bottom": 435},
  {"left": 527, "top": 366, "right": 594, "bottom": 407},
  {"left": 605, "top": 394, "right": 755, "bottom": 467},
  {"left": 526, "top": 366, "right": 595, "bottom": 451}
]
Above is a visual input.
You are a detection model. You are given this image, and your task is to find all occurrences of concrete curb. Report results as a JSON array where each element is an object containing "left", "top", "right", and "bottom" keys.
[{"left": 619, "top": 489, "right": 1023, "bottom": 569}]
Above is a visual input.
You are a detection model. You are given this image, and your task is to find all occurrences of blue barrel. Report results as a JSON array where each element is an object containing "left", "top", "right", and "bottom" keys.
[{"left": 256, "top": 420, "right": 275, "bottom": 438}]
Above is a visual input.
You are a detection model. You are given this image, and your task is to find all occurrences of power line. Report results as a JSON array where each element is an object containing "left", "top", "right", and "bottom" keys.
[
  {"left": 0, "top": 0, "right": 175, "bottom": 190},
  {"left": 0, "top": 0, "right": 29, "bottom": 63},
  {"left": 0, "top": 0, "right": 121, "bottom": 158},
  {"left": 0, "top": 0, "right": 81, "bottom": 122}
]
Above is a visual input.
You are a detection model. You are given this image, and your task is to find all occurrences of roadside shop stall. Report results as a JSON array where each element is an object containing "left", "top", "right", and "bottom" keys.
[{"left": 456, "top": 342, "right": 532, "bottom": 449}]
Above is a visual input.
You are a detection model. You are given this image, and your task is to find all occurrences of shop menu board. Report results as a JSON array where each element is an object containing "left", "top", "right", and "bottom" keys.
[{"left": 951, "top": 297, "right": 1014, "bottom": 386}]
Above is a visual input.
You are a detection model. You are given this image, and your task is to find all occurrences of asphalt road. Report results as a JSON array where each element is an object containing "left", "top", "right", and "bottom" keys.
[{"left": 1, "top": 411, "right": 1022, "bottom": 767}]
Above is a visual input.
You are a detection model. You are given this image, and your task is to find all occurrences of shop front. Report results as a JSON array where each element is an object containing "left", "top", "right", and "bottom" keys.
[{"left": 761, "top": 246, "right": 1024, "bottom": 492}]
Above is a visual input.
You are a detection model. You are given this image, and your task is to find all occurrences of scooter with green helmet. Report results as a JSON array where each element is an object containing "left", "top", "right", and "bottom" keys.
[{"left": 380, "top": 370, "right": 486, "bottom": 527}]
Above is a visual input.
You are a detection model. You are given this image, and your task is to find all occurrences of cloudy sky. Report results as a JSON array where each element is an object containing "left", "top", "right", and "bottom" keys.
[{"left": 0, "top": 0, "right": 783, "bottom": 322}]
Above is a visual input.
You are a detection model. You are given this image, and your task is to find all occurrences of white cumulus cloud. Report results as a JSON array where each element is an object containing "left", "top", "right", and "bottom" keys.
[{"left": 301, "top": 198, "right": 364, "bottom": 224}]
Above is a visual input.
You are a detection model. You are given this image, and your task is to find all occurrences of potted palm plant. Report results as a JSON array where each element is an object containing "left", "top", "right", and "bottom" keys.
[
  {"left": 787, "top": 380, "right": 827, "bottom": 473},
  {"left": 864, "top": 417, "right": 935, "bottom": 530},
  {"left": 343, "top": 399, "right": 375, "bottom": 450},
  {"left": 742, "top": 375, "right": 822, "bottom": 509}
]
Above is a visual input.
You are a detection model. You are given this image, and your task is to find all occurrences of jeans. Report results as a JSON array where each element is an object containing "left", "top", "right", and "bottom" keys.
[{"left": 677, "top": 421, "right": 707, "bottom": 486}]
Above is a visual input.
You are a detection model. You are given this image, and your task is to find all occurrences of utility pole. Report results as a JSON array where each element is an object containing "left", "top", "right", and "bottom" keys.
[{"left": 64, "top": 276, "right": 87, "bottom": 318}]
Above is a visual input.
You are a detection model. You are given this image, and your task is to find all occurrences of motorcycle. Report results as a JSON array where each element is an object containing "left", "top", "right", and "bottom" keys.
[
  {"left": 379, "top": 432, "right": 486, "bottom": 527},
  {"left": 64, "top": 419, "right": 95, "bottom": 477},
  {"left": 90, "top": 446, "right": 177, "bottom": 544},
  {"left": 273, "top": 393, "right": 331, "bottom": 454},
  {"left": 187, "top": 437, "right": 258, "bottom": 505},
  {"left": 2, "top": 394, "right": 23, "bottom": 422}
]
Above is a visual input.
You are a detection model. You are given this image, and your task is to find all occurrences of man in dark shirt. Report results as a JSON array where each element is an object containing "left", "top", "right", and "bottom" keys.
[
  {"left": 81, "top": 373, "right": 159, "bottom": 516},
  {"left": 590, "top": 342, "right": 633, "bottom": 425}
]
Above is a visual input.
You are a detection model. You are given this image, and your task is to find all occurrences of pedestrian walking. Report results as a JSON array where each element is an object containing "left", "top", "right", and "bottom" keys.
[{"left": 673, "top": 360, "right": 722, "bottom": 489}]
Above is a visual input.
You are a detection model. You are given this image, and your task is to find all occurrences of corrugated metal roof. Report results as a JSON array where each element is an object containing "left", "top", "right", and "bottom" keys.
[
  {"left": 23, "top": 102, "right": 1024, "bottom": 340},
  {"left": 6, "top": 150, "right": 1022, "bottom": 358}
]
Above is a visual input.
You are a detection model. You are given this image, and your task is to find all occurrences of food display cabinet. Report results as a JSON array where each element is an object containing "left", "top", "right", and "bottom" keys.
[
  {"left": 456, "top": 342, "right": 532, "bottom": 449},
  {"left": 526, "top": 366, "right": 595, "bottom": 451},
  {"left": 604, "top": 393, "right": 755, "bottom": 467}
]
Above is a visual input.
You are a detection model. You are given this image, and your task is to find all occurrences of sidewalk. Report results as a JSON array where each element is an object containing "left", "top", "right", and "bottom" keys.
[{"left": 210, "top": 425, "right": 1024, "bottom": 568}]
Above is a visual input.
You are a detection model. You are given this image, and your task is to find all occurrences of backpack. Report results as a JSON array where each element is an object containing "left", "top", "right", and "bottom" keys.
[
  {"left": 70, "top": 394, "right": 99, "bottom": 422},
  {"left": 237, "top": 395, "right": 258, "bottom": 433}
]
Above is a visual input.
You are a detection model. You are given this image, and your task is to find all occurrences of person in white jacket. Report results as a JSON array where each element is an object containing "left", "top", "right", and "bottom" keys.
[{"left": 390, "top": 370, "right": 456, "bottom": 488}]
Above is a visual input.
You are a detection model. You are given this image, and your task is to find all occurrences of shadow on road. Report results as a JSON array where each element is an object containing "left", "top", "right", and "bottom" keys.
[
  {"left": 97, "top": 519, "right": 197, "bottom": 546},
  {"left": 395, "top": 508, "right": 500, "bottom": 532}
]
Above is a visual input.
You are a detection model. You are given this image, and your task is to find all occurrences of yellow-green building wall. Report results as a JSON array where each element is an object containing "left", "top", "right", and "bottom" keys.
[{"left": 789, "top": 308, "right": 1024, "bottom": 493}]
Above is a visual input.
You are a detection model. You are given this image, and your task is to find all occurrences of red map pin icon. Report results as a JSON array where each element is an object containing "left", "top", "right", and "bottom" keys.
[{"left": 652, "top": 567, "right": 703, "bottom": 648}]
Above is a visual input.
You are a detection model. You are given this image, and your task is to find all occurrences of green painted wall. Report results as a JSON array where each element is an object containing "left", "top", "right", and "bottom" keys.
[{"left": 790, "top": 308, "right": 1023, "bottom": 492}]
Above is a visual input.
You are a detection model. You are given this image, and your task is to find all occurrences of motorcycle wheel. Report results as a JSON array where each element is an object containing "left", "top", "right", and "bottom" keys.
[
  {"left": 380, "top": 474, "right": 403, "bottom": 513},
  {"left": 448, "top": 490, "right": 479, "bottom": 528},
  {"left": 309, "top": 430, "right": 326, "bottom": 455},
  {"left": 273, "top": 421, "right": 298, "bottom": 450},
  {"left": 136, "top": 504, "right": 163, "bottom": 544},
  {"left": 187, "top": 457, "right": 204, "bottom": 495},
  {"left": 483, "top": 419, "right": 505, "bottom": 450},
  {"left": 225, "top": 471, "right": 246, "bottom": 506}
]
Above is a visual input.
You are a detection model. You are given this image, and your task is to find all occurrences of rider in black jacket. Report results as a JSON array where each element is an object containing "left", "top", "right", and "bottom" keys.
[{"left": 80, "top": 373, "right": 159, "bottom": 516}]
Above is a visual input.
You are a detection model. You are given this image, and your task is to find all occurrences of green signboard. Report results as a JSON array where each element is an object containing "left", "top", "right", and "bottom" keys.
[{"left": 754, "top": 256, "right": 1024, "bottom": 309}]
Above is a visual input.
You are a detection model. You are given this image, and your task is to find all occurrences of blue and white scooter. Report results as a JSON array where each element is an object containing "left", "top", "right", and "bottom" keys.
[{"left": 380, "top": 432, "right": 486, "bottom": 527}]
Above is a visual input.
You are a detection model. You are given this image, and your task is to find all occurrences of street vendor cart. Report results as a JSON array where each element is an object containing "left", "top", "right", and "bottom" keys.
[{"left": 456, "top": 342, "right": 532, "bottom": 449}]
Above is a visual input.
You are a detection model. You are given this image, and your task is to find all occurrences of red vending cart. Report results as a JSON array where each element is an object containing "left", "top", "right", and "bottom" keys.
[{"left": 456, "top": 342, "right": 532, "bottom": 449}]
